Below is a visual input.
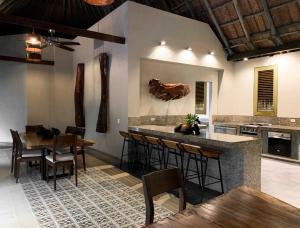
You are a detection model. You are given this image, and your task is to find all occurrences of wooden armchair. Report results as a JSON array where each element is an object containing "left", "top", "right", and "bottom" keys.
[{"left": 142, "top": 168, "right": 186, "bottom": 225}]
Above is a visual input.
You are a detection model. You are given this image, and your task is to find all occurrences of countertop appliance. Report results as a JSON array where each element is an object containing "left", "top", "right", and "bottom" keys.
[
  {"left": 268, "top": 132, "right": 291, "bottom": 157},
  {"left": 240, "top": 123, "right": 270, "bottom": 136}
]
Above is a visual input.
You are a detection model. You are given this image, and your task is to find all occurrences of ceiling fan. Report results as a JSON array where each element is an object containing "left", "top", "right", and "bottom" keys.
[{"left": 41, "top": 29, "right": 80, "bottom": 52}]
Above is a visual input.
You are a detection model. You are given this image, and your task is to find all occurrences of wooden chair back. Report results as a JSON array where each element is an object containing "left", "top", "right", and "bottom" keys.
[
  {"left": 65, "top": 126, "right": 85, "bottom": 139},
  {"left": 161, "top": 139, "right": 179, "bottom": 150},
  {"left": 130, "top": 133, "right": 145, "bottom": 143},
  {"left": 52, "top": 135, "right": 77, "bottom": 162},
  {"left": 119, "top": 131, "right": 130, "bottom": 139},
  {"left": 13, "top": 131, "right": 23, "bottom": 158},
  {"left": 10, "top": 129, "right": 16, "bottom": 153},
  {"left": 178, "top": 143, "right": 201, "bottom": 155},
  {"left": 142, "top": 168, "right": 186, "bottom": 225},
  {"left": 144, "top": 135, "right": 160, "bottom": 145},
  {"left": 25, "top": 125, "right": 43, "bottom": 133}
]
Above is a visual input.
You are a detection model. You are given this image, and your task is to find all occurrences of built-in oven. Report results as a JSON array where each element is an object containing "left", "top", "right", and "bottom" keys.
[{"left": 268, "top": 132, "right": 291, "bottom": 157}]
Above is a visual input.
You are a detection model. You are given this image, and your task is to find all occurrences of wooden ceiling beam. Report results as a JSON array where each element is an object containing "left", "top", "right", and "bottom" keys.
[
  {"left": 0, "top": 13, "right": 126, "bottom": 44},
  {"left": 212, "top": 0, "right": 232, "bottom": 11},
  {"left": 227, "top": 40, "right": 300, "bottom": 61},
  {"left": 220, "top": 11, "right": 265, "bottom": 28},
  {"left": 183, "top": 0, "right": 196, "bottom": 19},
  {"left": 0, "top": 55, "right": 54, "bottom": 66},
  {"left": 261, "top": 0, "right": 283, "bottom": 46},
  {"left": 232, "top": 0, "right": 255, "bottom": 50},
  {"left": 203, "top": 0, "right": 234, "bottom": 55}
]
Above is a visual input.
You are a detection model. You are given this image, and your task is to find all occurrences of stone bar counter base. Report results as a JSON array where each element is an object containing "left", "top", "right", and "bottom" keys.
[{"left": 128, "top": 125, "right": 262, "bottom": 193}]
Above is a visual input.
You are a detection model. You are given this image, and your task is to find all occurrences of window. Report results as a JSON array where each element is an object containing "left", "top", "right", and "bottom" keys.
[
  {"left": 254, "top": 65, "right": 278, "bottom": 116},
  {"left": 195, "top": 81, "right": 207, "bottom": 115}
]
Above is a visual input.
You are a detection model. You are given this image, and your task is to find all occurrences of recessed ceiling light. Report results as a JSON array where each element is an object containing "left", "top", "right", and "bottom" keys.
[
  {"left": 160, "top": 40, "right": 166, "bottom": 46},
  {"left": 243, "top": 57, "right": 248, "bottom": 61},
  {"left": 187, "top": 47, "right": 192, "bottom": 51},
  {"left": 208, "top": 51, "right": 215, "bottom": 55}
]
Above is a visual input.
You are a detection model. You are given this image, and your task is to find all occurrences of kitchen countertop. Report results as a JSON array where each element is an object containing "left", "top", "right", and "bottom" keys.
[{"left": 129, "top": 125, "right": 259, "bottom": 147}]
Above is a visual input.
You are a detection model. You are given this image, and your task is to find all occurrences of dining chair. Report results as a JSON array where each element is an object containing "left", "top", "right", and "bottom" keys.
[
  {"left": 65, "top": 126, "right": 86, "bottom": 171},
  {"left": 45, "top": 134, "right": 78, "bottom": 190},
  {"left": 142, "top": 168, "right": 186, "bottom": 225},
  {"left": 13, "top": 130, "right": 43, "bottom": 183}
]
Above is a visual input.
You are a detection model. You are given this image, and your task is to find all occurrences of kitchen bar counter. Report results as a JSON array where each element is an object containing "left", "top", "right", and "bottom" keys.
[{"left": 129, "top": 125, "right": 262, "bottom": 192}]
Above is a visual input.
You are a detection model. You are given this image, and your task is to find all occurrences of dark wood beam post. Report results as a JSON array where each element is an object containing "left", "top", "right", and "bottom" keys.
[
  {"left": 203, "top": 0, "right": 234, "bottom": 55},
  {"left": 0, "top": 13, "right": 126, "bottom": 44},
  {"left": 232, "top": 0, "right": 255, "bottom": 50},
  {"left": 261, "top": 0, "right": 283, "bottom": 46}
]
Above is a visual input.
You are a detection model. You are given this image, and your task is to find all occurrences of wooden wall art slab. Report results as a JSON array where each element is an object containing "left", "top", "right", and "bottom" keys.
[
  {"left": 96, "top": 53, "right": 109, "bottom": 133},
  {"left": 75, "top": 63, "right": 85, "bottom": 127},
  {"left": 149, "top": 78, "right": 190, "bottom": 101}
]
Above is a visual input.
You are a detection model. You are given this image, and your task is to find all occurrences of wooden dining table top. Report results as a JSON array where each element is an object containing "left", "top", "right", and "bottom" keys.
[
  {"left": 147, "top": 186, "right": 300, "bottom": 228},
  {"left": 22, "top": 133, "right": 95, "bottom": 150}
]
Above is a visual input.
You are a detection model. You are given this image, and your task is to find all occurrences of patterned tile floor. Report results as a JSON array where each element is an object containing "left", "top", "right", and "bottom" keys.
[{"left": 20, "top": 166, "right": 174, "bottom": 228}]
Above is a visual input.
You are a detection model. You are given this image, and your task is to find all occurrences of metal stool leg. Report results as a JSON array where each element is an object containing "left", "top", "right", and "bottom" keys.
[
  {"left": 185, "top": 153, "right": 191, "bottom": 181},
  {"left": 218, "top": 158, "right": 224, "bottom": 193},
  {"left": 120, "top": 139, "right": 126, "bottom": 168},
  {"left": 201, "top": 157, "right": 208, "bottom": 202},
  {"left": 194, "top": 154, "right": 202, "bottom": 187}
]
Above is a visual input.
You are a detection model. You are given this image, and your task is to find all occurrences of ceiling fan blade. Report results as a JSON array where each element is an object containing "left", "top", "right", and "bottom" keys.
[
  {"left": 55, "top": 44, "right": 74, "bottom": 52},
  {"left": 58, "top": 41, "right": 80, "bottom": 46}
]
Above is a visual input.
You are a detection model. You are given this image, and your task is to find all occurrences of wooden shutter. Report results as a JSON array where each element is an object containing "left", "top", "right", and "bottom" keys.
[
  {"left": 195, "top": 81, "right": 207, "bottom": 115},
  {"left": 254, "top": 65, "right": 278, "bottom": 116}
]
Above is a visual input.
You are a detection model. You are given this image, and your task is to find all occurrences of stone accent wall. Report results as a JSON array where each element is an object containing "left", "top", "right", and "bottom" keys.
[
  {"left": 128, "top": 115, "right": 185, "bottom": 126},
  {"left": 213, "top": 115, "right": 300, "bottom": 127}
]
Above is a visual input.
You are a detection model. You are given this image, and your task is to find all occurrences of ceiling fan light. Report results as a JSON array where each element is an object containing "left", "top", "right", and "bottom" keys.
[{"left": 84, "top": 0, "right": 114, "bottom": 6}]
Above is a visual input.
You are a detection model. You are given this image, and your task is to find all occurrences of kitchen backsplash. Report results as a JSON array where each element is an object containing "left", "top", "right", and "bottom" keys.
[
  {"left": 212, "top": 115, "right": 300, "bottom": 127},
  {"left": 128, "top": 115, "right": 185, "bottom": 126}
]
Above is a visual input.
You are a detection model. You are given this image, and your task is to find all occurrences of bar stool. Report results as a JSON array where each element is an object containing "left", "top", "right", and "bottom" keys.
[
  {"left": 178, "top": 143, "right": 202, "bottom": 187},
  {"left": 200, "top": 148, "right": 224, "bottom": 200},
  {"left": 161, "top": 139, "right": 184, "bottom": 172},
  {"left": 130, "top": 133, "right": 149, "bottom": 173},
  {"left": 119, "top": 131, "right": 132, "bottom": 169},
  {"left": 143, "top": 135, "right": 163, "bottom": 170}
]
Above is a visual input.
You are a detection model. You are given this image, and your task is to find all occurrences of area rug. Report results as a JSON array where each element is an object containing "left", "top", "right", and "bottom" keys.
[{"left": 20, "top": 166, "right": 174, "bottom": 228}]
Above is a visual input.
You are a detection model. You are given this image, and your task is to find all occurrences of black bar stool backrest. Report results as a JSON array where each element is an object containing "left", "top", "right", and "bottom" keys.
[
  {"left": 144, "top": 135, "right": 160, "bottom": 145},
  {"left": 142, "top": 168, "right": 186, "bottom": 225},
  {"left": 130, "top": 133, "right": 145, "bottom": 143}
]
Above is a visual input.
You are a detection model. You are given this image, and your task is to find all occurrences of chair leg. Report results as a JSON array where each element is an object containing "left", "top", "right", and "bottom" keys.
[
  {"left": 201, "top": 157, "right": 208, "bottom": 202},
  {"left": 175, "top": 151, "right": 179, "bottom": 167},
  {"left": 15, "top": 160, "right": 20, "bottom": 183},
  {"left": 120, "top": 140, "right": 126, "bottom": 168},
  {"left": 180, "top": 152, "right": 184, "bottom": 177},
  {"left": 157, "top": 146, "right": 162, "bottom": 170},
  {"left": 46, "top": 163, "right": 49, "bottom": 183},
  {"left": 39, "top": 158, "right": 43, "bottom": 179},
  {"left": 75, "top": 161, "right": 78, "bottom": 187},
  {"left": 82, "top": 151, "right": 86, "bottom": 171},
  {"left": 165, "top": 149, "right": 170, "bottom": 169},
  {"left": 194, "top": 154, "right": 202, "bottom": 187},
  {"left": 218, "top": 158, "right": 224, "bottom": 193},
  {"left": 185, "top": 153, "right": 191, "bottom": 181},
  {"left": 68, "top": 164, "right": 72, "bottom": 179},
  {"left": 11, "top": 154, "right": 14, "bottom": 173},
  {"left": 53, "top": 165, "right": 57, "bottom": 191}
]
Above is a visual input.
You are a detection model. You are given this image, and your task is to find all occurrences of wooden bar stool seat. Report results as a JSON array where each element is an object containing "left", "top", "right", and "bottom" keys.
[
  {"left": 144, "top": 135, "right": 163, "bottom": 170},
  {"left": 161, "top": 139, "right": 184, "bottom": 172}
]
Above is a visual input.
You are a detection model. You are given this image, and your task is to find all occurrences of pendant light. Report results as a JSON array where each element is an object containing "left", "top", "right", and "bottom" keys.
[
  {"left": 83, "top": 0, "right": 114, "bottom": 6},
  {"left": 25, "top": 31, "right": 42, "bottom": 62}
]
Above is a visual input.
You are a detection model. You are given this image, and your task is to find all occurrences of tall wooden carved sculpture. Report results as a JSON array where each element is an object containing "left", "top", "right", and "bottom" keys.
[
  {"left": 75, "top": 63, "right": 85, "bottom": 127},
  {"left": 96, "top": 53, "right": 109, "bottom": 133}
]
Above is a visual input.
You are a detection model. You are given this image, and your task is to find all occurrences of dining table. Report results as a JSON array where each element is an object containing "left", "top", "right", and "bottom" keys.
[
  {"left": 147, "top": 186, "right": 300, "bottom": 228},
  {"left": 21, "top": 132, "right": 95, "bottom": 180}
]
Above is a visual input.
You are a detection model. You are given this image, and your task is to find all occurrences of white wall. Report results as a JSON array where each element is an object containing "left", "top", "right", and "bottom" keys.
[
  {"left": 140, "top": 59, "right": 218, "bottom": 117},
  {"left": 73, "top": 3, "right": 128, "bottom": 158},
  {"left": 127, "top": 2, "right": 235, "bottom": 118},
  {"left": 233, "top": 52, "right": 300, "bottom": 118}
]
